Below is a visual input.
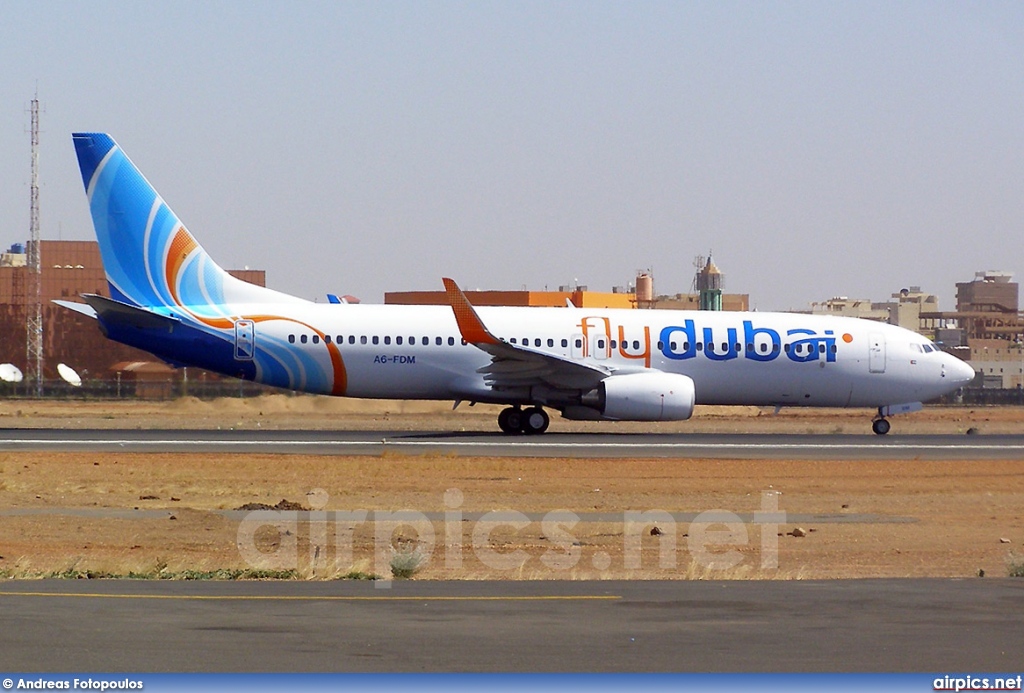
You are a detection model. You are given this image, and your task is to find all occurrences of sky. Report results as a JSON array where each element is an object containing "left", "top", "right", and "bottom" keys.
[{"left": 1, "top": 1, "right": 1022, "bottom": 311}]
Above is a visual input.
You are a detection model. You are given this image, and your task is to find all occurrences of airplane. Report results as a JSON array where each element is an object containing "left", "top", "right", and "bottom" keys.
[{"left": 60, "top": 132, "right": 976, "bottom": 435}]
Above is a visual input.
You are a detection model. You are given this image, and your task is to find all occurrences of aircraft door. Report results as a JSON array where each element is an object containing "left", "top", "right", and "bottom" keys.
[
  {"left": 593, "top": 334, "right": 610, "bottom": 360},
  {"left": 234, "top": 319, "right": 255, "bottom": 361},
  {"left": 868, "top": 333, "right": 885, "bottom": 373}
]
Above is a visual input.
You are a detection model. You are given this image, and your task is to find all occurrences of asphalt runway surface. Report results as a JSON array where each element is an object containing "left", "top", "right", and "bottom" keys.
[
  {"left": 0, "top": 579, "right": 1021, "bottom": 672},
  {"left": 3, "top": 429, "right": 1021, "bottom": 673},
  {"left": 2, "top": 428, "right": 1024, "bottom": 458}
]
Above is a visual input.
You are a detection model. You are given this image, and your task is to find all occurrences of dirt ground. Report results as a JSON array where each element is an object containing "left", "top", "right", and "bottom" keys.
[
  {"left": 0, "top": 393, "right": 1018, "bottom": 434},
  {"left": 0, "top": 396, "right": 1022, "bottom": 581}
]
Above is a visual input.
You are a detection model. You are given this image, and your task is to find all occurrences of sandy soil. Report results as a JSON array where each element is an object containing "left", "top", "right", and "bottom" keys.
[{"left": 0, "top": 397, "right": 1022, "bottom": 581}]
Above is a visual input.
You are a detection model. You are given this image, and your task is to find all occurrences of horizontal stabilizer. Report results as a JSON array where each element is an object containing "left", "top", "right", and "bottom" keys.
[
  {"left": 81, "top": 294, "right": 181, "bottom": 331},
  {"left": 53, "top": 299, "right": 98, "bottom": 319}
]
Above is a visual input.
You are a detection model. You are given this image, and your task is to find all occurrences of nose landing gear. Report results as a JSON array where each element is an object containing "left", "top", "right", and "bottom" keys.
[{"left": 497, "top": 406, "right": 550, "bottom": 435}]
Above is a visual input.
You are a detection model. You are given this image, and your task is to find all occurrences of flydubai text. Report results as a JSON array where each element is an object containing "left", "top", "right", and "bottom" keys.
[{"left": 578, "top": 317, "right": 848, "bottom": 368}]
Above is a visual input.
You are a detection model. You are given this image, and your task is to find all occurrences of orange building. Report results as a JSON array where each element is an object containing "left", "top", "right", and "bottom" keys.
[
  {"left": 386, "top": 288, "right": 750, "bottom": 311},
  {"left": 386, "top": 289, "right": 638, "bottom": 309}
]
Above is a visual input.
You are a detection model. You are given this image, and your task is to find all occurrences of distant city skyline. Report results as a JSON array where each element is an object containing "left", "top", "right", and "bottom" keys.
[{"left": 1, "top": 2, "right": 1022, "bottom": 312}]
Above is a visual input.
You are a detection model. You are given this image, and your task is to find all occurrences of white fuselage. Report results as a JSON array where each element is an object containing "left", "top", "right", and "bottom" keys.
[{"left": 222, "top": 301, "right": 972, "bottom": 409}]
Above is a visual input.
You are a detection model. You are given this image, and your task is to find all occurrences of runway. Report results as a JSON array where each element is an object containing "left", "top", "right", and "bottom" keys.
[
  {"left": 0, "top": 578, "right": 1020, "bottom": 672},
  {"left": 1, "top": 428, "right": 1023, "bottom": 458}
]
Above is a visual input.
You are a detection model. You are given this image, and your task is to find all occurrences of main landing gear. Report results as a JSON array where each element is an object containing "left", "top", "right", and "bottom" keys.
[
  {"left": 871, "top": 417, "right": 891, "bottom": 435},
  {"left": 497, "top": 406, "right": 550, "bottom": 435}
]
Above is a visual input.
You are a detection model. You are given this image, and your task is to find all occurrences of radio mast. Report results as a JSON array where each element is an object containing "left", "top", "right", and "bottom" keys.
[{"left": 26, "top": 93, "right": 43, "bottom": 396}]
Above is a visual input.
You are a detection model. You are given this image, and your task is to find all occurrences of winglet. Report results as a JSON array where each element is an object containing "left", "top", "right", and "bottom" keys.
[{"left": 442, "top": 278, "right": 500, "bottom": 345}]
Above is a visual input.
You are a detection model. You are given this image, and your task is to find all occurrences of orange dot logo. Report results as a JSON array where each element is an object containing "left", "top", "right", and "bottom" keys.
[{"left": 842, "top": 333, "right": 854, "bottom": 343}]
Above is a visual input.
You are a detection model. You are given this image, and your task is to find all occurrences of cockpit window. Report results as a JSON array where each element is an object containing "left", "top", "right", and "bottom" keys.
[
  {"left": 910, "top": 344, "right": 923, "bottom": 353},
  {"left": 922, "top": 343, "right": 935, "bottom": 353}
]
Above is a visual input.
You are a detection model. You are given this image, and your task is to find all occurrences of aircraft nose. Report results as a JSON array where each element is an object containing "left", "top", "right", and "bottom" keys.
[{"left": 947, "top": 355, "right": 976, "bottom": 386}]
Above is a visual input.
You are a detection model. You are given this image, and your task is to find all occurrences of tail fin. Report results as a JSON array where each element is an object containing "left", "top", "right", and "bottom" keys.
[{"left": 72, "top": 133, "right": 299, "bottom": 312}]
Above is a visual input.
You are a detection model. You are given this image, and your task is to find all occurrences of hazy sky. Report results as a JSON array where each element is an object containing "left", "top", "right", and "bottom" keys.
[{"left": 1, "top": 1, "right": 1022, "bottom": 311}]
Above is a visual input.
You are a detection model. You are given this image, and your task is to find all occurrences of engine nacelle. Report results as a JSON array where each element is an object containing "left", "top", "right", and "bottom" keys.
[{"left": 577, "top": 372, "right": 696, "bottom": 421}]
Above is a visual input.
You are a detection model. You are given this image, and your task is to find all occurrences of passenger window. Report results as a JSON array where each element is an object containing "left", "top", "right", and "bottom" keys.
[
  {"left": 436, "top": 337, "right": 442, "bottom": 345},
  {"left": 670, "top": 341, "right": 677, "bottom": 350},
  {"left": 300, "top": 334, "right": 308, "bottom": 344},
  {"left": 575, "top": 339, "right": 582, "bottom": 348},
  {"left": 510, "top": 338, "right": 517, "bottom": 344},
  {"left": 448, "top": 337, "right": 455, "bottom": 346},
  {"left": 360, "top": 336, "right": 366, "bottom": 345},
  {"left": 633, "top": 340, "right": 640, "bottom": 350},
  {"left": 350, "top": 336, "right": 356, "bottom": 345},
  {"left": 819, "top": 343, "right": 825, "bottom": 353},
  {"left": 830, "top": 345, "right": 837, "bottom": 354},
  {"left": 372, "top": 336, "right": 379, "bottom": 345},
  {"left": 707, "top": 343, "right": 715, "bottom": 353},
  {"left": 734, "top": 343, "right": 741, "bottom": 352},
  {"left": 384, "top": 336, "right": 391, "bottom": 345},
  {"left": 461, "top": 338, "right": 467, "bottom": 346},
  {"left": 657, "top": 341, "right": 664, "bottom": 350},
  {"left": 547, "top": 338, "right": 554, "bottom": 347},
  {"left": 422, "top": 337, "right": 429, "bottom": 346},
  {"left": 535, "top": 338, "right": 541, "bottom": 347},
  {"left": 784, "top": 344, "right": 790, "bottom": 353},
  {"left": 312, "top": 335, "right": 320, "bottom": 344},
  {"left": 288, "top": 335, "right": 295, "bottom": 344},
  {"left": 396, "top": 336, "right": 403, "bottom": 345},
  {"left": 324, "top": 335, "right": 331, "bottom": 344},
  {"left": 759, "top": 343, "right": 767, "bottom": 353},
  {"left": 696, "top": 342, "right": 703, "bottom": 351},
  {"left": 561, "top": 339, "right": 568, "bottom": 348}
]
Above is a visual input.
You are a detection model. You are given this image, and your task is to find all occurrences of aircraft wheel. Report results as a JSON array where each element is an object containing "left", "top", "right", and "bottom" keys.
[
  {"left": 872, "top": 418, "right": 891, "bottom": 435},
  {"left": 521, "top": 407, "right": 550, "bottom": 435},
  {"left": 498, "top": 407, "right": 523, "bottom": 434}
]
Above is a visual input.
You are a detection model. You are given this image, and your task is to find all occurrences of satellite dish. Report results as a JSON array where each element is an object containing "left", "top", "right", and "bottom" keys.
[
  {"left": 57, "top": 363, "right": 82, "bottom": 387},
  {"left": 0, "top": 363, "right": 23, "bottom": 383}
]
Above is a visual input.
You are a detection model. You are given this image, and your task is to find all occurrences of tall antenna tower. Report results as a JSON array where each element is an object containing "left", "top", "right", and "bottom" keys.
[{"left": 26, "top": 93, "right": 43, "bottom": 396}]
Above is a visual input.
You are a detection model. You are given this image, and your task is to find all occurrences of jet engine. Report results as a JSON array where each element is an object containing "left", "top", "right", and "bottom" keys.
[{"left": 569, "top": 372, "right": 696, "bottom": 421}]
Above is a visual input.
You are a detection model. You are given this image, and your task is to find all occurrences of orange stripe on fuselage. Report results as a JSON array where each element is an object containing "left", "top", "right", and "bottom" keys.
[
  {"left": 247, "top": 315, "right": 348, "bottom": 396},
  {"left": 161, "top": 229, "right": 348, "bottom": 395}
]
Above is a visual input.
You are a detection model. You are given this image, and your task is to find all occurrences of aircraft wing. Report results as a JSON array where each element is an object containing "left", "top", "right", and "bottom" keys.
[{"left": 442, "top": 278, "right": 610, "bottom": 391}]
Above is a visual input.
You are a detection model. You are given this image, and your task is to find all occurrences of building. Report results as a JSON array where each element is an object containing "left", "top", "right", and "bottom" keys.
[
  {"left": 654, "top": 293, "right": 750, "bottom": 312},
  {"left": 967, "top": 339, "right": 1024, "bottom": 389},
  {"left": 810, "top": 297, "right": 890, "bottom": 322},
  {"left": 388, "top": 264, "right": 750, "bottom": 312},
  {"left": 810, "top": 287, "right": 942, "bottom": 338},
  {"left": 387, "top": 284, "right": 751, "bottom": 312},
  {"left": 957, "top": 271, "right": 1017, "bottom": 313},
  {"left": 386, "top": 288, "right": 637, "bottom": 310}
]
